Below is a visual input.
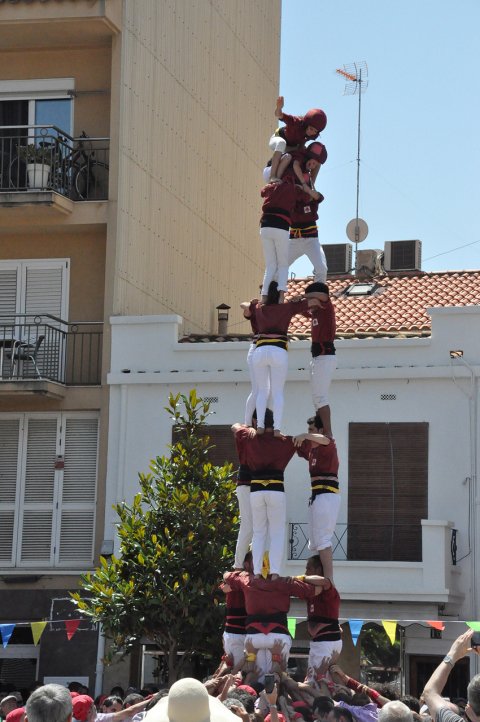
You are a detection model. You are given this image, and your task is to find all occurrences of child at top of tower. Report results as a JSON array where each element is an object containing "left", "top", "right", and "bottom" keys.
[{"left": 265, "top": 96, "right": 327, "bottom": 183}]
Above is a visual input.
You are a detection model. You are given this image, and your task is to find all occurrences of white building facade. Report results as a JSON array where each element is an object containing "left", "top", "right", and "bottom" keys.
[{"left": 104, "top": 304, "right": 480, "bottom": 687}]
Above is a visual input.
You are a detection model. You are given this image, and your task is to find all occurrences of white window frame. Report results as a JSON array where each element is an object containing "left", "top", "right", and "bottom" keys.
[
  {"left": 0, "top": 411, "right": 99, "bottom": 571},
  {"left": 0, "top": 78, "right": 75, "bottom": 136}
]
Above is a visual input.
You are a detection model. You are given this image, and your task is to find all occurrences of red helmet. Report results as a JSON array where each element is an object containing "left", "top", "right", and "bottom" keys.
[
  {"left": 306, "top": 141, "right": 327, "bottom": 165},
  {"left": 303, "top": 108, "right": 327, "bottom": 133}
]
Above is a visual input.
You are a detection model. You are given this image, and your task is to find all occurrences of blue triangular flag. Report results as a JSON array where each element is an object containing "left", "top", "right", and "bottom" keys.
[
  {"left": 349, "top": 619, "right": 364, "bottom": 646},
  {"left": 0, "top": 624, "right": 15, "bottom": 648}
]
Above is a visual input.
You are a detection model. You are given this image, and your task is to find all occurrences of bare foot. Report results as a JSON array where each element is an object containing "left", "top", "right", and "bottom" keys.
[
  {"left": 256, "top": 427, "right": 265, "bottom": 435},
  {"left": 273, "top": 429, "right": 282, "bottom": 437}
]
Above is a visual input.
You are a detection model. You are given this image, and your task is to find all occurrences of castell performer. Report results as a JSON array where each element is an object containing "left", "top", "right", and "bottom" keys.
[
  {"left": 294, "top": 414, "right": 340, "bottom": 583},
  {"left": 301, "top": 555, "right": 342, "bottom": 686},
  {"left": 219, "top": 552, "right": 253, "bottom": 669},
  {"left": 241, "top": 282, "right": 309, "bottom": 434},
  {"left": 222, "top": 571, "right": 321, "bottom": 681},
  {"left": 305, "top": 282, "right": 336, "bottom": 438},
  {"left": 288, "top": 144, "right": 328, "bottom": 283},
  {"left": 232, "top": 409, "right": 297, "bottom": 578},
  {"left": 265, "top": 96, "right": 327, "bottom": 183}
]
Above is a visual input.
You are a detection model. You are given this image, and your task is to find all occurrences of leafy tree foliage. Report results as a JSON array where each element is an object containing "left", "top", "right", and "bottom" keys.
[{"left": 72, "top": 391, "right": 237, "bottom": 681}]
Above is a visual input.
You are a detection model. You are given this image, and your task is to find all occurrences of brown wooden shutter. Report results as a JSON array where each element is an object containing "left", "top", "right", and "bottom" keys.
[
  {"left": 348, "top": 422, "right": 428, "bottom": 561},
  {"left": 172, "top": 424, "right": 237, "bottom": 469}
]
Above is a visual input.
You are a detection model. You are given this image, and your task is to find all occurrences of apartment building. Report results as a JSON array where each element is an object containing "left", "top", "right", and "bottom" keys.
[{"left": 0, "top": 0, "right": 279, "bottom": 691}]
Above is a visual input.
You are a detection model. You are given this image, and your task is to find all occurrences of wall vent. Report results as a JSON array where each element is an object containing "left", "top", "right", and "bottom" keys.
[
  {"left": 384, "top": 240, "right": 422, "bottom": 271},
  {"left": 323, "top": 243, "right": 353, "bottom": 275},
  {"left": 380, "top": 394, "right": 397, "bottom": 400},
  {"left": 203, "top": 396, "right": 219, "bottom": 404}
]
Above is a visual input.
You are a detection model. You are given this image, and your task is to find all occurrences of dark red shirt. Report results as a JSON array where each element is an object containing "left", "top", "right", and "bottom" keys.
[
  {"left": 233, "top": 425, "right": 251, "bottom": 486},
  {"left": 290, "top": 193, "right": 323, "bottom": 227},
  {"left": 310, "top": 300, "right": 336, "bottom": 343},
  {"left": 224, "top": 586, "right": 247, "bottom": 634},
  {"left": 306, "top": 585, "right": 341, "bottom": 641},
  {"left": 297, "top": 439, "right": 339, "bottom": 479},
  {"left": 250, "top": 299, "right": 309, "bottom": 336},
  {"left": 277, "top": 112, "right": 318, "bottom": 145},
  {"left": 260, "top": 178, "right": 297, "bottom": 227},
  {"left": 225, "top": 572, "right": 316, "bottom": 617},
  {"left": 233, "top": 428, "right": 297, "bottom": 484}
]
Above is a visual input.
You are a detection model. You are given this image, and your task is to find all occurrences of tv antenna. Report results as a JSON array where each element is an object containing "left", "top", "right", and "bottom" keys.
[{"left": 336, "top": 61, "right": 369, "bottom": 272}]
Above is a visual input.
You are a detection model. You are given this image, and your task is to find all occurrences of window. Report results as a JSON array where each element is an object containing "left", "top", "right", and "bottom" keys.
[
  {"left": 172, "top": 424, "right": 237, "bottom": 469},
  {"left": 0, "top": 259, "right": 69, "bottom": 379},
  {"left": 348, "top": 422, "right": 428, "bottom": 561},
  {"left": 0, "top": 413, "right": 98, "bottom": 569}
]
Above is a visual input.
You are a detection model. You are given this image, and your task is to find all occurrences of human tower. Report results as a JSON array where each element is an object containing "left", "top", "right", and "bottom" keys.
[{"left": 220, "top": 99, "right": 341, "bottom": 688}]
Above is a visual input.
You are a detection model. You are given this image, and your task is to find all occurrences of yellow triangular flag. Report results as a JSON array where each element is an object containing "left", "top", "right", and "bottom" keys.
[
  {"left": 31, "top": 621, "right": 47, "bottom": 646},
  {"left": 382, "top": 620, "right": 397, "bottom": 645},
  {"left": 261, "top": 551, "right": 270, "bottom": 579}
]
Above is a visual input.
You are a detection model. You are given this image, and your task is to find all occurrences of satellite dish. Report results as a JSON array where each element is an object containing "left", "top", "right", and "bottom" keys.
[{"left": 346, "top": 217, "right": 368, "bottom": 243}]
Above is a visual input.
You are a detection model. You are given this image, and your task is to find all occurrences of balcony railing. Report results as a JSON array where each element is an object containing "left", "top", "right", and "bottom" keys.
[
  {"left": 0, "top": 315, "right": 103, "bottom": 385},
  {"left": 289, "top": 521, "right": 458, "bottom": 565},
  {"left": 0, "top": 125, "right": 109, "bottom": 201}
]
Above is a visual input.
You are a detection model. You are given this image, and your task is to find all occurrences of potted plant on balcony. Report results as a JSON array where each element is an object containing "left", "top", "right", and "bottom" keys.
[{"left": 16, "top": 144, "right": 52, "bottom": 190}]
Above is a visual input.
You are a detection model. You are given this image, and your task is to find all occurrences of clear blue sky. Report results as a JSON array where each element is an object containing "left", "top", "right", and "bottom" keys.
[{"left": 280, "top": 0, "right": 480, "bottom": 276}]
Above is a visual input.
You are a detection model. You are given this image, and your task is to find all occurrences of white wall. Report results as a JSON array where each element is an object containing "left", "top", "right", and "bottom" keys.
[{"left": 105, "top": 307, "right": 480, "bottom": 633}]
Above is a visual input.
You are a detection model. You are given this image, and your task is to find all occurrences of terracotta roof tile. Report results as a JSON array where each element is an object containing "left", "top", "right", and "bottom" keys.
[{"left": 286, "top": 270, "right": 480, "bottom": 338}]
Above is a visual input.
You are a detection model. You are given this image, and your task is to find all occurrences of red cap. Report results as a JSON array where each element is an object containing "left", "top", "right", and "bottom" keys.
[
  {"left": 70, "top": 693, "right": 80, "bottom": 699},
  {"left": 72, "top": 695, "right": 94, "bottom": 722},
  {"left": 237, "top": 685, "right": 257, "bottom": 697},
  {"left": 306, "top": 141, "right": 327, "bottom": 165},
  {"left": 6, "top": 709, "right": 24, "bottom": 722},
  {"left": 303, "top": 108, "right": 327, "bottom": 133}
]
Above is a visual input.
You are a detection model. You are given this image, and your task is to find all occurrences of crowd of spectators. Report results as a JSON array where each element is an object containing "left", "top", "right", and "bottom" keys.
[{"left": 1, "top": 629, "right": 478, "bottom": 722}]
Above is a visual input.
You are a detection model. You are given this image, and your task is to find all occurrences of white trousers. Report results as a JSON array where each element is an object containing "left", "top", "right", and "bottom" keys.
[
  {"left": 245, "top": 343, "right": 262, "bottom": 425},
  {"left": 288, "top": 236, "right": 328, "bottom": 283},
  {"left": 308, "top": 493, "right": 341, "bottom": 551},
  {"left": 310, "top": 355, "right": 337, "bottom": 409},
  {"left": 307, "top": 639, "right": 343, "bottom": 682},
  {"left": 268, "top": 134, "right": 287, "bottom": 154},
  {"left": 223, "top": 632, "right": 246, "bottom": 667},
  {"left": 251, "top": 490, "right": 286, "bottom": 575},
  {"left": 234, "top": 485, "right": 253, "bottom": 569},
  {"left": 260, "top": 226, "right": 290, "bottom": 293},
  {"left": 245, "top": 632, "right": 291, "bottom": 682},
  {"left": 251, "top": 345, "right": 288, "bottom": 431}
]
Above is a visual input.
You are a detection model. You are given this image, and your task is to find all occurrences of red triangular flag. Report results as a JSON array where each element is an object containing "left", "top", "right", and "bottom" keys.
[
  {"left": 427, "top": 620, "right": 445, "bottom": 631},
  {"left": 65, "top": 619, "right": 81, "bottom": 640}
]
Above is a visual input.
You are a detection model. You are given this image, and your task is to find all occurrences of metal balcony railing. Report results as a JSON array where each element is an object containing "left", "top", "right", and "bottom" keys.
[
  {"left": 0, "top": 125, "right": 109, "bottom": 201},
  {"left": 289, "top": 522, "right": 458, "bottom": 564},
  {"left": 0, "top": 315, "right": 103, "bottom": 386}
]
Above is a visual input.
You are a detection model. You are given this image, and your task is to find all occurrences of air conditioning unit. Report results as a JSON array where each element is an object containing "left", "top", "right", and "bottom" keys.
[
  {"left": 384, "top": 240, "right": 422, "bottom": 271},
  {"left": 323, "top": 243, "right": 353, "bottom": 275},
  {"left": 356, "top": 249, "right": 384, "bottom": 276}
]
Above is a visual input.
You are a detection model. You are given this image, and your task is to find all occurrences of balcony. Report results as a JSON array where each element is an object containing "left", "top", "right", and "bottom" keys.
[
  {"left": 0, "top": 126, "right": 109, "bottom": 223},
  {"left": 0, "top": 1, "right": 121, "bottom": 51},
  {"left": 0, "top": 314, "right": 103, "bottom": 397},
  {"left": 287, "top": 520, "right": 462, "bottom": 607}
]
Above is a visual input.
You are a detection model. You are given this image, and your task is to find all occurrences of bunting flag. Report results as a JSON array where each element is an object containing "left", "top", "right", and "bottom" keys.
[
  {"left": 287, "top": 617, "right": 297, "bottom": 638},
  {"left": 427, "top": 621, "right": 446, "bottom": 631},
  {"left": 64, "top": 619, "right": 81, "bottom": 640},
  {"left": 0, "top": 624, "right": 15, "bottom": 648},
  {"left": 466, "top": 622, "right": 480, "bottom": 632},
  {"left": 382, "top": 620, "right": 397, "bottom": 645},
  {"left": 31, "top": 621, "right": 48, "bottom": 646},
  {"left": 261, "top": 551, "right": 270, "bottom": 579},
  {"left": 349, "top": 619, "right": 364, "bottom": 646}
]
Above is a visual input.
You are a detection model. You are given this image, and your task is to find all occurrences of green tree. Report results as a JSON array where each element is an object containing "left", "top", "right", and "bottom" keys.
[{"left": 71, "top": 390, "right": 238, "bottom": 682}]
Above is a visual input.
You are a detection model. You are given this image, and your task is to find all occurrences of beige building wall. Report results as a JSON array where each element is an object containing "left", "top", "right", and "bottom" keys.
[{"left": 107, "top": 0, "right": 281, "bottom": 333}]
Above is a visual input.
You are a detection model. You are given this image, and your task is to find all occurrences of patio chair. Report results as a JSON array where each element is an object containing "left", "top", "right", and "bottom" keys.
[{"left": 6, "top": 335, "right": 45, "bottom": 379}]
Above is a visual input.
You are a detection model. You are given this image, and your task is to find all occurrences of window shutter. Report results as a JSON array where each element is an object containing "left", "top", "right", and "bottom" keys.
[
  {"left": 19, "top": 418, "right": 58, "bottom": 565},
  {"left": 0, "top": 418, "right": 21, "bottom": 565},
  {"left": 57, "top": 416, "right": 98, "bottom": 566},
  {"left": 23, "top": 263, "right": 68, "bottom": 378},
  {"left": 348, "top": 422, "right": 428, "bottom": 561},
  {"left": 0, "top": 268, "right": 18, "bottom": 323},
  {"left": 172, "top": 424, "right": 237, "bottom": 470},
  {"left": 24, "top": 266, "right": 64, "bottom": 318}
]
